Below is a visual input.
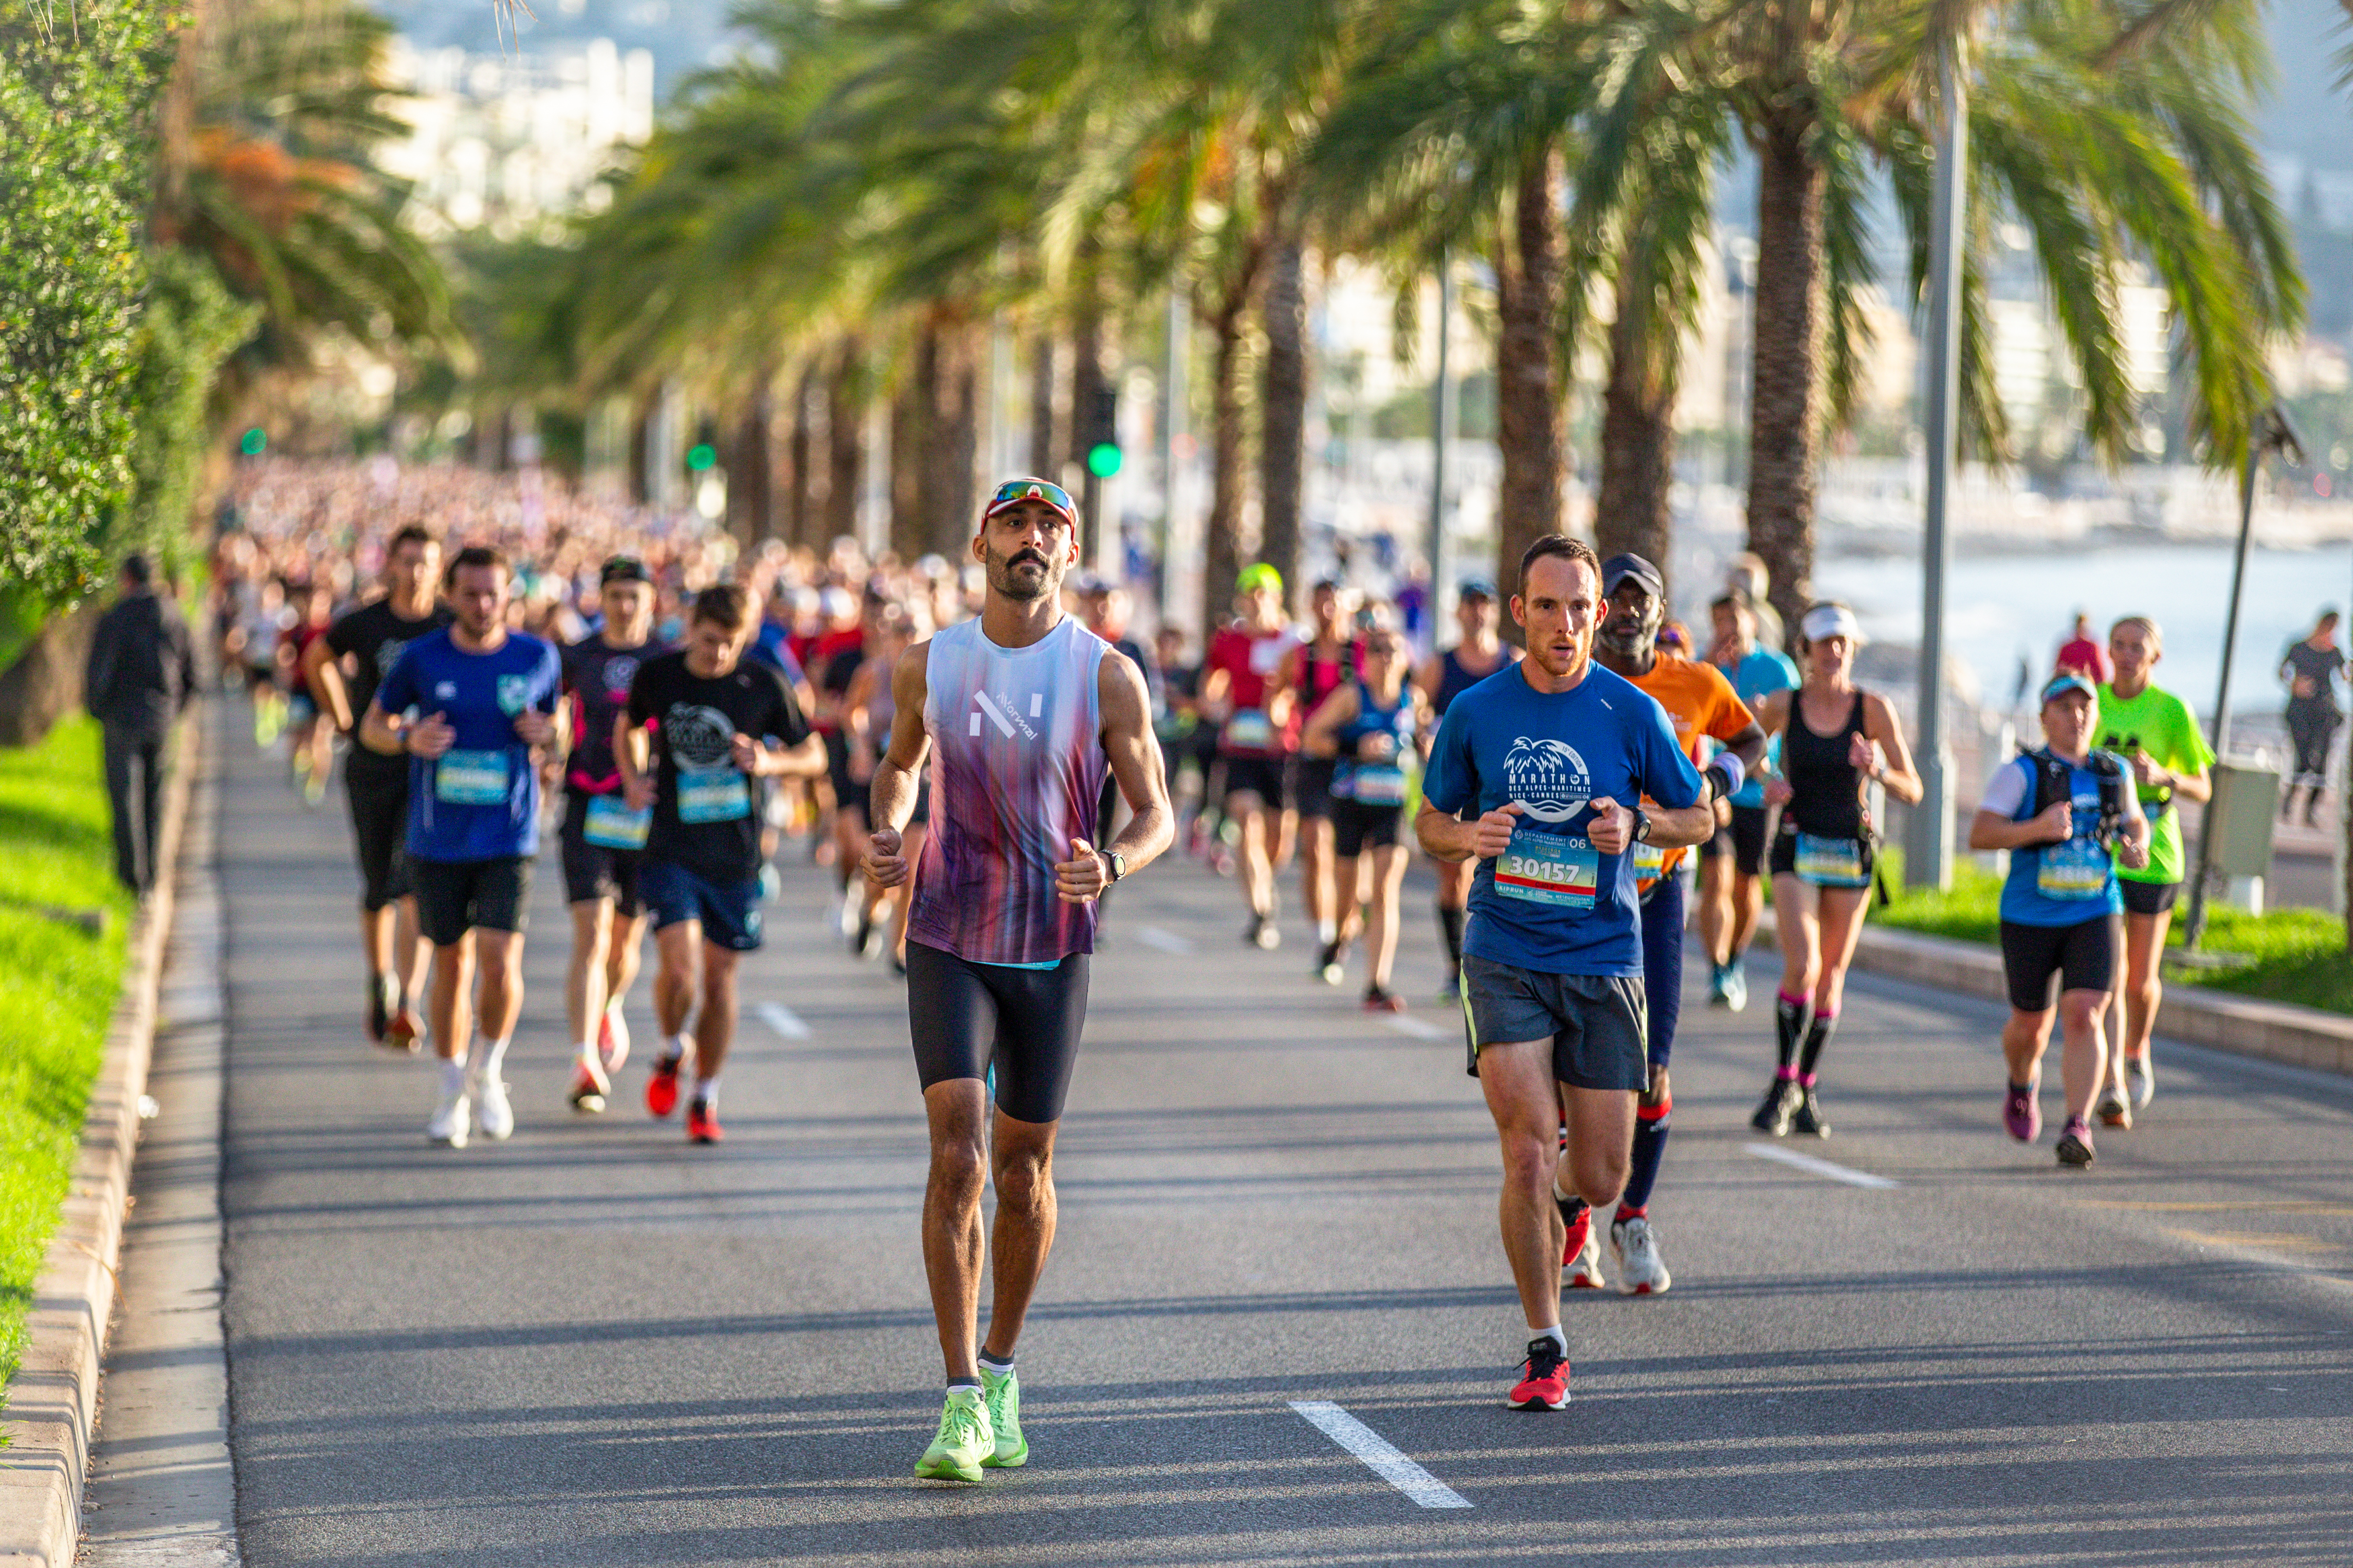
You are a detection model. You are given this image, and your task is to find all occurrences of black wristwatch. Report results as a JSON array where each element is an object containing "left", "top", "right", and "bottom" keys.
[
  {"left": 1632, "top": 808, "right": 1653, "bottom": 844},
  {"left": 1105, "top": 850, "right": 1127, "bottom": 883}
]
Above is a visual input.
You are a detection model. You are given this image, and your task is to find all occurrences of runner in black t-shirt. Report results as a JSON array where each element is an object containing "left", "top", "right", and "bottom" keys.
[
  {"left": 617, "top": 584, "right": 824, "bottom": 1144},
  {"left": 557, "top": 557, "right": 664, "bottom": 1114},
  {"left": 300, "top": 524, "right": 450, "bottom": 1049}
]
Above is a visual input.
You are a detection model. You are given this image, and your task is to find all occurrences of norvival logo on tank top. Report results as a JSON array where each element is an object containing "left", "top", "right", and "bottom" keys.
[
  {"left": 1504, "top": 736, "right": 1590, "bottom": 824},
  {"left": 968, "top": 688, "right": 1044, "bottom": 742}
]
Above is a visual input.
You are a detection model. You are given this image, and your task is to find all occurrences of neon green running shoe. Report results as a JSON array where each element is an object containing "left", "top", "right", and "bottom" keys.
[
  {"left": 979, "top": 1365, "right": 1026, "bottom": 1468},
  {"left": 914, "top": 1388, "right": 993, "bottom": 1483}
]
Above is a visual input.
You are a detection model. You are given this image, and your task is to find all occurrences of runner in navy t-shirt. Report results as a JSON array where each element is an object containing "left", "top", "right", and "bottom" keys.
[
  {"left": 1415, "top": 535, "right": 1712, "bottom": 1413},
  {"left": 362, "top": 545, "right": 562, "bottom": 1151}
]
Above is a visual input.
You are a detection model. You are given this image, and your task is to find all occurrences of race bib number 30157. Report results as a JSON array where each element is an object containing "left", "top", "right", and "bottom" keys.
[{"left": 1493, "top": 827, "right": 1598, "bottom": 909}]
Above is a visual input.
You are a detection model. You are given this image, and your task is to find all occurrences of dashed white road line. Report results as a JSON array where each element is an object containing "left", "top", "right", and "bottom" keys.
[
  {"left": 1743, "top": 1142, "right": 1900, "bottom": 1189},
  {"left": 757, "top": 1003, "right": 810, "bottom": 1041},
  {"left": 1382, "top": 1013, "right": 1446, "bottom": 1040},
  {"left": 1288, "top": 1401, "right": 1471, "bottom": 1509},
  {"left": 1132, "top": 925, "right": 1195, "bottom": 955}
]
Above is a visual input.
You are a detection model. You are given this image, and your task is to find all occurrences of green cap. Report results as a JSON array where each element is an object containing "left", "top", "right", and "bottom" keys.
[{"left": 1237, "top": 563, "right": 1284, "bottom": 597}]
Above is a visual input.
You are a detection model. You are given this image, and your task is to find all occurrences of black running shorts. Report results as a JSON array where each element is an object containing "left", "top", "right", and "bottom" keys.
[
  {"left": 2119, "top": 877, "right": 2180, "bottom": 918},
  {"left": 344, "top": 760, "right": 414, "bottom": 912},
  {"left": 1331, "top": 798, "right": 1403, "bottom": 857},
  {"left": 559, "top": 793, "right": 645, "bottom": 916},
  {"left": 1291, "top": 758, "right": 1338, "bottom": 821},
  {"left": 1999, "top": 915, "right": 2115, "bottom": 1013},
  {"left": 906, "top": 940, "right": 1091, "bottom": 1126},
  {"left": 1221, "top": 755, "right": 1288, "bottom": 810},
  {"left": 412, "top": 856, "right": 534, "bottom": 946},
  {"left": 1700, "top": 803, "right": 1769, "bottom": 878}
]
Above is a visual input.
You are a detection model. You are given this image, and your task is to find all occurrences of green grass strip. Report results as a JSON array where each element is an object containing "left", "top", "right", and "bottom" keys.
[{"left": 0, "top": 717, "right": 137, "bottom": 1402}]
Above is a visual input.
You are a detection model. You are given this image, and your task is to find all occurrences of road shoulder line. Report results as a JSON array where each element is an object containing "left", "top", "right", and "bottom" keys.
[{"left": 1288, "top": 1400, "right": 1472, "bottom": 1508}]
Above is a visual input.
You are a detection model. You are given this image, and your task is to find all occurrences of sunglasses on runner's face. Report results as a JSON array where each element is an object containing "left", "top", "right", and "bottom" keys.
[{"left": 989, "top": 480, "right": 1075, "bottom": 515}]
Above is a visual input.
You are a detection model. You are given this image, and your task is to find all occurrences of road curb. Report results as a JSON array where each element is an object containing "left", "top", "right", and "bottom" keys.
[
  {"left": 0, "top": 704, "right": 206, "bottom": 1568},
  {"left": 1762, "top": 911, "right": 2353, "bottom": 1077}
]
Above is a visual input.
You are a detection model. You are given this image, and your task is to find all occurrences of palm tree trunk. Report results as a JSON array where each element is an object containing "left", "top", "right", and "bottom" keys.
[
  {"left": 1595, "top": 268, "right": 1676, "bottom": 577},
  {"left": 1493, "top": 147, "right": 1564, "bottom": 605},
  {"left": 787, "top": 365, "right": 814, "bottom": 545},
  {"left": 1258, "top": 233, "right": 1307, "bottom": 591},
  {"left": 1068, "top": 261, "right": 1105, "bottom": 477},
  {"left": 731, "top": 374, "right": 774, "bottom": 544},
  {"left": 627, "top": 390, "right": 653, "bottom": 505},
  {"left": 826, "top": 337, "right": 863, "bottom": 544},
  {"left": 891, "top": 342, "right": 928, "bottom": 561},
  {"left": 1028, "top": 329, "right": 1058, "bottom": 478},
  {"left": 929, "top": 320, "right": 981, "bottom": 555},
  {"left": 1745, "top": 118, "right": 1828, "bottom": 637},
  {"left": 1200, "top": 295, "right": 1249, "bottom": 633}
]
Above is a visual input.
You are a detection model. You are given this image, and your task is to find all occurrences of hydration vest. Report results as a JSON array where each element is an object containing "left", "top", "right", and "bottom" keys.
[{"left": 2022, "top": 746, "right": 2128, "bottom": 850}]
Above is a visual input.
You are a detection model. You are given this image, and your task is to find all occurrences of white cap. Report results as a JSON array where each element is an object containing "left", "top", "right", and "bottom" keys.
[{"left": 1801, "top": 604, "right": 1863, "bottom": 644}]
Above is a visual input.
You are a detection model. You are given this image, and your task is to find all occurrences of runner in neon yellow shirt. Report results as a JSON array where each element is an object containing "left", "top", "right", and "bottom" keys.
[{"left": 2095, "top": 615, "right": 2213, "bottom": 1124}]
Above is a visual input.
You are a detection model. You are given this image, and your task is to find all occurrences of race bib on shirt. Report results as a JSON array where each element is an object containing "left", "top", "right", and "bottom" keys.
[
  {"left": 2037, "top": 839, "right": 2109, "bottom": 900},
  {"left": 1794, "top": 833, "right": 1870, "bottom": 889},
  {"left": 582, "top": 794, "right": 652, "bottom": 849},
  {"left": 1223, "top": 709, "right": 1275, "bottom": 751},
  {"left": 434, "top": 749, "right": 509, "bottom": 806},
  {"left": 1347, "top": 764, "right": 1409, "bottom": 805},
  {"left": 1493, "top": 826, "right": 1598, "bottom": 909},
  {"left": 677, "top": 764, "right": 752, "bottom": 823},
  {"left": 1632, "top": 841, "right": 1666, "bottom": 894}
]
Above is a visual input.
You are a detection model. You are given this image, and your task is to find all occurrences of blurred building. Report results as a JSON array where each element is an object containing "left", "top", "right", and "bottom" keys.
[{"left": 381, "top": 37, "right": 654, "bottom": 237}]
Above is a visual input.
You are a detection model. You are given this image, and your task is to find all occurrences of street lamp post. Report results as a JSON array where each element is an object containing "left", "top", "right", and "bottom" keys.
[
  {"left": 1908, "top": 54, "right": 1967, "bottom": 891},
  {"left": 1426, "top": 254, "right": 1453, "bottom": 602}
]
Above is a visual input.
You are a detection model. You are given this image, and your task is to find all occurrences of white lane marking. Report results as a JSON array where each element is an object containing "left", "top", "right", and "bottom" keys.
[
  {"left": 1132, "top": 925, "right": 1195, "bottom": 954},
  {"left": 1743, "top": 1142, "right": 1900, "bottom": 1189},
  {"left": 1383, "top": 1014, "right": 1446, "bottom": 1040},
  {"left": 757, "top": 1003, "right": 810, "bottom": 1041},
  {"left": 1288, "top": 1401, "right": 1471, "bottom": 1509}
]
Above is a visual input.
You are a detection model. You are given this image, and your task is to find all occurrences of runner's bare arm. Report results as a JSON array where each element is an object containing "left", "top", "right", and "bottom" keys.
[
  {"left": 357, "top": 700, "right": 410, "bottom": 757},
  {"left": 302, "top": 637, "right": 352, "bottom": 732},
  {"left": 614, "top": 711, "right": 654, "bottom": 808},
  {"left": 1299, "top": 685, "right": 1359, "bottom": 760},
  {"left": 1858, "top": 691, "right": 1925, "bottom": 806},
  {"left": 1416, "top": 800, "right": 1521, "bottom": 863},
  {"left": 861, "top": 643, "right": 932, "bottom": 889},
  {"left": 1093, "top": 650, "right": 1175, "bottom": 876}
]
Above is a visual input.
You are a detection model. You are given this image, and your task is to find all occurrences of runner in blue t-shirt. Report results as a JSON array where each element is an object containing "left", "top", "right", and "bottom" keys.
[
  {"left": 1699, "top": 589, "right": 1798, "bottom": 1010},
  {"left": 1415, "top": 535, "right": 1711, "bottom": 1414},
  {"left": 362, "top": 545, "right": 561, "bottom": 1151},
  {"left": 1968, "top": 673, "right": 2149, "bottom": 1170}
]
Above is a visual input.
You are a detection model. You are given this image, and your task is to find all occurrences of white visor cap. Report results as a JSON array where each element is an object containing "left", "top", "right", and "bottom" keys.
[{"left": 1801, "top": 605, "right": 1863, "bottom": 645}]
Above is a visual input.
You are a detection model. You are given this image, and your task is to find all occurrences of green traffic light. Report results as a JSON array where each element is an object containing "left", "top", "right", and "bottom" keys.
[
  {"left": 687, "top": 443, "right": 717, "bottom": 472},
  {"left": 241, "top": 427, "right": 267, "bottom": 456},
  {"left": 1086, "top": 442, "right": 1122, "bottom": 478}
]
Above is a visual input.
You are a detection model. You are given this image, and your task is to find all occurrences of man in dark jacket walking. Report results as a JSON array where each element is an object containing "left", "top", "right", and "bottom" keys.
[{"left": 85, "top": 554, "right": 198, "bottom": 893}]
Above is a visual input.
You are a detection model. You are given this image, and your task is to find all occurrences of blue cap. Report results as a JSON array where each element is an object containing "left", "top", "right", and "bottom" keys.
[
  {"left": 1457, "top": 576, "right": 1496, "bottom": 601},
  {"left": 2040, "top": 672, "right": 2097, "bottom": 706}
]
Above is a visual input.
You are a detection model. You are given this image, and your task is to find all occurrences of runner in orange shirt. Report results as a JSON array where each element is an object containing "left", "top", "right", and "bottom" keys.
[{"left": 1587, "top": 553, "right": 1767, "bottom": 1294}]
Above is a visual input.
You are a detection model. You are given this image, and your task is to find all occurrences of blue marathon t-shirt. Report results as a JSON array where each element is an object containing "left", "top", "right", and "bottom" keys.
[
  {"left": 1982, "top": 751, "right": 2124, "bottom": 926},
  {"left": 1422, "top": 661, "right": 1704, "bottom": 977},
  {"left": 376, "top": 627, "right": 562, "bottom": 863},
  {"left": 1718, "top": 645, "right": 1798, "bottom": 807}
]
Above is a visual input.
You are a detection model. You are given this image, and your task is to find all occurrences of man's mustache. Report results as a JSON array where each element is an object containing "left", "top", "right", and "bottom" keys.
[{"left": 1007, "top": 550, "right": 1049, "bottom": 570}]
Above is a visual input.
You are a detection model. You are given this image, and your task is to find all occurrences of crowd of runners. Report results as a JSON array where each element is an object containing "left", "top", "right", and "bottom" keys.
[{"left": 207, "top": 455, "right": 2231, "bottom": 1466}]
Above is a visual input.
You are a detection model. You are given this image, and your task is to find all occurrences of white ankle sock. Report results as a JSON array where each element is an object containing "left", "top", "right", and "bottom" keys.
[
  {"left": 692, "top": 1075, "right": 720, "bottom": 1109},
  {"left": 661, "top": 1034, "right": 687, "bottom": 1063},
  {"left": 439, "top": 1058, "right": 467, "bottom": 1096},
  {"left": 1532, "top": 1324, "right": 1566, "bottom": 1355},
  {"left": 476, "top": 1037, "right": 510, "bottom": 1082}
]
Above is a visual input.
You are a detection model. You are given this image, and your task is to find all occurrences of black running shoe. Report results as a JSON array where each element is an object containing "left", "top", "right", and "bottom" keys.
[
  {"left": 1750, "top": 1078, "right": 1801, "bottom": 1136},
  {"left": 366, "top": 974, "right": 390, "bottom": 1043},
  {"left": 1789, "top": 1086, "right": 1832, "bottom": 1138},
  {"left": 1317, "top": 939, "right": 1344, "bottom": 985}
]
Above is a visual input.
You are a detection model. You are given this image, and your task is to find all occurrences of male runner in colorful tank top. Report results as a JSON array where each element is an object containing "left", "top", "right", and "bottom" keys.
[{"left": 860, "top": 477, "right": 1174, "bottom": 1483}]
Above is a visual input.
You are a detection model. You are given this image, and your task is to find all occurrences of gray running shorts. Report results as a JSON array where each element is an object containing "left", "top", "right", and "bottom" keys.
[{"left": 1460, "top": 953, "right": 1648, "bottom": 1091}]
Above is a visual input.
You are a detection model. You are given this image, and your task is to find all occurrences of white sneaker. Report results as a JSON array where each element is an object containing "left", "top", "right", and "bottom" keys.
[
  {"left": 428, "top": 1086, "right": 471, "bottom": 1148},
  {"left": 1611, "top": 1215, "right": 1673, "bottom": 1296},
  {"left": 1564, "top": 1216, "right": 1607, "bottom": 1289},
  {"left": 473, "top": 1072, "right": 515, "bottom": 1141},
  {"left": 2127, "top": 1053, "right": 2156, "bottom": 1110}
]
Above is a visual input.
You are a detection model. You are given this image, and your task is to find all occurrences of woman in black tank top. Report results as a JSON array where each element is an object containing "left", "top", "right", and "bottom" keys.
[{"left": 1747, "top": 603, "right": 1922, "bottom": 1140}]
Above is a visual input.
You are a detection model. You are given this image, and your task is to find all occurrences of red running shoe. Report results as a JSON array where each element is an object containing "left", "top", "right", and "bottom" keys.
[
  {"left": 646, "top": 1054, "right": 683, "bottom": 1119},
  {"left": 1507, "top": 1336, "right": 1571, "bottom": 1410},
  {"left": 1562, "top": 1204, "right": 1606, "bottom": 1288},
  {"left": 382, "top": 1004, "right": 424, "bottom": 1055},
  {"left": 686, "top": 1098, "right": 724, "bottom": 1145}
]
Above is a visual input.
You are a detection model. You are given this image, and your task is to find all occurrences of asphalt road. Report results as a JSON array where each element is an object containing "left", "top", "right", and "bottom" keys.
[{"left": 211, "top": 731, "right": 2353, "bottom": 1566}]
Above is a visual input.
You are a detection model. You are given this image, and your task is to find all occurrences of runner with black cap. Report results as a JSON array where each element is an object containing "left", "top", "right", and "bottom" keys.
[
  {"left": 1969, "top": 672, "right": 2149, "bottom": 1168},
  {"left": 1414, "top": 577, "right": 1516, "bottom": 1000},
  {"left": 557, "top": 556, "right": 665, "bottom": 1113},
  {"left": 1746, "top": 602, "right": 1922, "bottom": 1139},
  {"left": 1591, "top": 552, "right": 1766, "bottom": 1294}
]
